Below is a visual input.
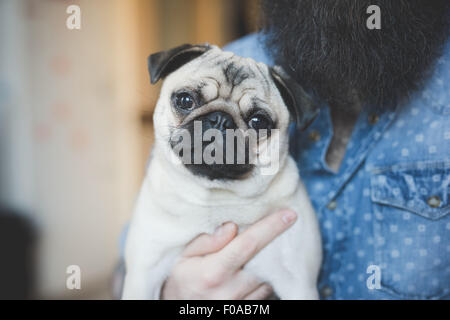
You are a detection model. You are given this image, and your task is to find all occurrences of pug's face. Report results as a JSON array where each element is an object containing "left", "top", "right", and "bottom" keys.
[{"left": 149, "top": 44, "right": 318, "bottom": 182}]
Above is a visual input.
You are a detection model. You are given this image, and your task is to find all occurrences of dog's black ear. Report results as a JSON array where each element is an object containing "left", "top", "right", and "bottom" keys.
[
  {"left": 269, "top": 66, "right": 319, "bottom": 130},
  {"left": 148, "top": 43, "right": 211, "bottom": 84}
]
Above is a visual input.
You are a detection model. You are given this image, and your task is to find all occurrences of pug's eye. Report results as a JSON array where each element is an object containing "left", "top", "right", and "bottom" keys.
[
  {"left": 248, "top": 114, "right": 273, "bottom": 131},
  {"left": 175, "top": 92, "right": 195, "bottom": 110}
]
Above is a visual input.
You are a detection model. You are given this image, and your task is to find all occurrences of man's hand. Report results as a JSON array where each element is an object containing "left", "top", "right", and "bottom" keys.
[{"left": 161, "top": 209, "right": 297, "bottom": 300}]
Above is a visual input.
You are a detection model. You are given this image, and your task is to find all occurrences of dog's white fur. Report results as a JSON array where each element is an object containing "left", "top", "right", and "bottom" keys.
[{"left": 122, "top": 46, "right": 322, "bottom": 299}]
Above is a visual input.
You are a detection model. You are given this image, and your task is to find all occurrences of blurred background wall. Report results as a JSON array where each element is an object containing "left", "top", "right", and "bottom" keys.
[{"left": 0, "top": 0, "right": 259, "bottom": 299}]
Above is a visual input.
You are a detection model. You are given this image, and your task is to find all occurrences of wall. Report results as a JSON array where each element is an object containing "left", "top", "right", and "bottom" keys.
[{"left": 0, "top": 0, "right": 258, "bottom": 298}]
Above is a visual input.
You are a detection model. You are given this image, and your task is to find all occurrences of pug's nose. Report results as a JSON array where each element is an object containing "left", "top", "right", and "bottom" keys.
[{"left": 203, "top": 111, "right": 236, "bottom": 132}]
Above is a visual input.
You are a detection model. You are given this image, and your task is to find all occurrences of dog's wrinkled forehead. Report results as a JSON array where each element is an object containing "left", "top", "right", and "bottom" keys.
[
  {"left": 173, "top": 48, "right": 272, "bottom": 104},
  {"left": 203, "top": 49, "right": 267, "bottom": 89}
]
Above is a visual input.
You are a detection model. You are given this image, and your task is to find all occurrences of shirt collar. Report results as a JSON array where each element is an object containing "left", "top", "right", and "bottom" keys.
[{"left": 290, "top": 101, "right": 397, "bottom": 209}]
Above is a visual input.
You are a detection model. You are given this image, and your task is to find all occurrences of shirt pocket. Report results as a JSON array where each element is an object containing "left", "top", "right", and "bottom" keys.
[{"left": 370, "top": 161, "right": 450, "bottom": 299}]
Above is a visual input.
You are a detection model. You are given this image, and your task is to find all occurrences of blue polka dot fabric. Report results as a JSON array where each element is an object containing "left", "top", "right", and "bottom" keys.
[{"left": 225, "top": 34, "right": 450, "bottom": 299}]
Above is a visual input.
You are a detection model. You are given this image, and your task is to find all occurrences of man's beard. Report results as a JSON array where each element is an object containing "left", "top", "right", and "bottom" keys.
[{"left": 261, "top": 0, "right": 450, "bottom": 110}]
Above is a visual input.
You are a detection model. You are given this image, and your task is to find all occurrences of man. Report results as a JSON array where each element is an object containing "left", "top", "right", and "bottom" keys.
[{"left": 161, "top": 0, "right": 450, "bottom": 299}]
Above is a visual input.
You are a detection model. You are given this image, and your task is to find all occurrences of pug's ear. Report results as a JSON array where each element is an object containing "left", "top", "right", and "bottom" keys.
[
  {"left": 269, "top": 66, "right": 319, "bottom": 130},
  {"left": 148, "top": 43, "right": 211, "bottom": 84}
]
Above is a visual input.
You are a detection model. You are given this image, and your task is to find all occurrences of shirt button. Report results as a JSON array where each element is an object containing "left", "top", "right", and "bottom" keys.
[
  {"left": 308, "top": 130, "right": 321, "bottom": 142},
  {"left": 327, "top": 200, "right": 337, "bottom": 210},
  {"left": 368, "top": 113, "right": 379, "bottom": 125},
  {"left": 427, "top": 195, "right": 441, "bottom": 208},
  {"left": 320, "top": 286, "right": 333, "bottom": 298}
]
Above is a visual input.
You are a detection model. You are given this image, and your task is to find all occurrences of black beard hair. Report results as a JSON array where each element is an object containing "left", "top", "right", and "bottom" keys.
[{"left": 261, "top": 0, "right": 450, "bottom": 110}]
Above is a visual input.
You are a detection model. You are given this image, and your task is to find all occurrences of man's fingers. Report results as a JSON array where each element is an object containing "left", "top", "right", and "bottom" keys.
[
  {"left": 243, "top": 283, "right": 274, "bottom": 300},
  {"left": 183, "top": 222, "right": 237, "bottom": 257},
  {"left": 216, "top": 209, "right": 297, "bottom": 272},
  {"left": 224, "top": 271, "right": 265, "bottom": 299}
]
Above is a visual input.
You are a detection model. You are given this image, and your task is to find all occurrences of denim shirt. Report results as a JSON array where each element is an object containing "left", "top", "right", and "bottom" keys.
[{"left": 224, "top": 33, "right": 450, "bottom": 299}]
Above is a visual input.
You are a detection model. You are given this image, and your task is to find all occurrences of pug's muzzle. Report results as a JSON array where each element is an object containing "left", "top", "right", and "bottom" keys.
[{"left": 170, "top": 110, "right": 254, "bottom": 180}]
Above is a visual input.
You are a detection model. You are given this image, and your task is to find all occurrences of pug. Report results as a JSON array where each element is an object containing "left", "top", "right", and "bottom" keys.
[{"left": 122, "top": 44, "right": 322, "bottom": 300}]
